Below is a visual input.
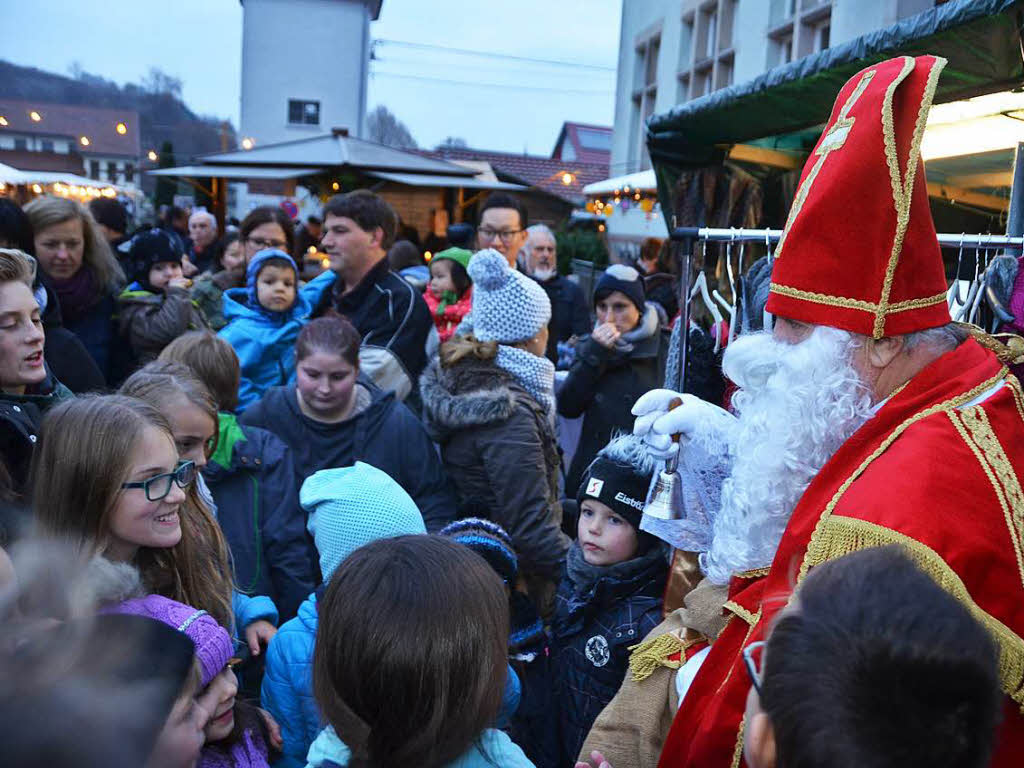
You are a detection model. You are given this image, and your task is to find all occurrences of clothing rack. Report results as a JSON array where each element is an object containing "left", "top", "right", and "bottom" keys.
[{"left": 668, "top": 226, "right": 1024, "bottom": 249}]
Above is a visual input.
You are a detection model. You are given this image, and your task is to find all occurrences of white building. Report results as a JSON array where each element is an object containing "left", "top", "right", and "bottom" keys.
[
  {"left": 611, "top": 0, "right": 951, "bottom": 176},
  {"left": 239, "top": 0, "right": 381, "bottom": 147}
]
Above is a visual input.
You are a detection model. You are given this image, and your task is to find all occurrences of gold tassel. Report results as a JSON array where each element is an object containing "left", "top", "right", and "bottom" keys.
[
  {"left": 628, "top": 632, "right": 686, "bottom": 682},
  {"left": 959, "top": 323, "right": 1024, "bottom": 366}
]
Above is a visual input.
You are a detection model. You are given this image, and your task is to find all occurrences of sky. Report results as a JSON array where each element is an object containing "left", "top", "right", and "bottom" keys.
[{"left": 0, "top": 0, "right": 622, "bottom": 155}]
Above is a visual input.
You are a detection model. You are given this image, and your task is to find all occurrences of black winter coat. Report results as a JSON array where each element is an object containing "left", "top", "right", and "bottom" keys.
[
  {"left": 558, "top": 305, "right": 668, "bottom": 496},
  {"left": 419, "top": 356, "right": 569, "bottom": 584},
  {"left": 36, "top": 277, "right": 105, "bottom": 392},
  {"left": 0, "top": 369, "right": 72, "bottom": 501},
  {"left": 552, "top": 543, "right": 668, "bottom": 764},
  {"left": 240, "top": 380, "right": 456, "bottom": 532},
  {"left": 533, "top": 274, "right": 591, "bottom": 364},
  {"left": 203, "top": 414, "right": 315, "bottom": 621}
]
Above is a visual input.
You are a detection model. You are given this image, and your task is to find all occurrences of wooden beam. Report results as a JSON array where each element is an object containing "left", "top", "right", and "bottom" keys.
[
  {"left": 727, "top": 144, "right": 805, "bottom": 170},
  {"left": 943, "top": 170, "right": 1013, "bottom": 189},
  {"left": 927, "top": 182, "right": 1009, "bottom": 211}
]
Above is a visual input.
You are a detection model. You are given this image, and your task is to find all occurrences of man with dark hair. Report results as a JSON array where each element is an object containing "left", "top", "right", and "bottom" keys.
[
  {"left": 293, "top": 214, "right": 323, "bottom": 260},
  {"left": 315, "top": 190, "right": 430, "bottom": 401},
  {"left": 88, "top": 198, "right": 129, "bottom": 249},
  {"left": 477, "top": 193, "right": 529, "bottom": 268}
]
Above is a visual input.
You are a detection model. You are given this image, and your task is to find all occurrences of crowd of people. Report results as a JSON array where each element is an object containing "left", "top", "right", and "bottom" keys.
[{"left": 1, "top": 53, "right": 1022, "bottom": 768}]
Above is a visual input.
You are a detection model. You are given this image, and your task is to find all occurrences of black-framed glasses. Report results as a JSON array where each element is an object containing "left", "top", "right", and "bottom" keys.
[
  {"left": 121, "top": 460, "right": 196, "bottom": 502},
  {"left": 246, "top": 237, "right": 288, "bottom": 251},
  {"left": 742, "top": 640, "right": 766, "bottom": 697},
  {"left": 477, "top": 227, "right": 523, "bottom": 244}
]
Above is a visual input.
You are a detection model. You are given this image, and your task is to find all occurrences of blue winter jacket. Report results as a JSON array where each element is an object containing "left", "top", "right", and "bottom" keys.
[
  {"left": 219, "top": 269, "right": 335, "bottom": 412},
  {"left": 551, "top": 542, "right": 668, "bottom": 765},
  {"left": 204, "top": 412, "right": 315, "bottom": 622},
  {"left": 264, "top": 592, "right": 525, "bottom": 768}
]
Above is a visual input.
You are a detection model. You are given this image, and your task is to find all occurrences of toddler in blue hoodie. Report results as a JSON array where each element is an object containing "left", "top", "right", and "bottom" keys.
[{"left": 219, "top": 248, "right": 335, "bottom": 411}]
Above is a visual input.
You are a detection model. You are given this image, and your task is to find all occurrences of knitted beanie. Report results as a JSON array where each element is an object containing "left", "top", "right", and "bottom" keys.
[
  {"left": 246, "top": 248, "right": 298, "bottom": 311},
  {"left": 467, "top": 248, "right": 551, "bottom": 343},
  {"left": 594, "top": 263, "right": 645, "bottom": 314},
  {"left": 128, "top": 228, "right": 183, "bottom": 291},
  {"left": 440, "top": 517, "right": 518, "bottom": 585},
  {"left": 432, "top": 247, "right": 472, "bottom": 272},
  {"left": 302, "top": 462, "right": 426, "bottom": 582},
  {"left": 108, "top": 594, "right": 233, "bottom": 687}
]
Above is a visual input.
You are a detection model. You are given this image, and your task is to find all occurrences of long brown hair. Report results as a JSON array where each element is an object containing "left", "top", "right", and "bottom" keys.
[
  {"left": 23, "top": 196, "right": 124, "bottom": 290},
  {"left": 313, "top": 535, "right": 509, "bottom": 768},
  {"left": 439, "top": 334, "right": 498, "bottom": 368},
  {"left": 119, "top": 363, "right": 233, "bottom": 629}
]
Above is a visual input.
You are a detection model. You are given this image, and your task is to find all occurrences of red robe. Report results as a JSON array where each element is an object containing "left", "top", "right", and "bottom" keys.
[{"left": 659, "top": 337, "right": 1024, "bottom": 768}]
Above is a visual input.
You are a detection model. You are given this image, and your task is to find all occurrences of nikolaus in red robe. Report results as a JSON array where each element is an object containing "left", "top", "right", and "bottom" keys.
[{"left": 654, "top": 54, "right": 1024, "bottom": 768}]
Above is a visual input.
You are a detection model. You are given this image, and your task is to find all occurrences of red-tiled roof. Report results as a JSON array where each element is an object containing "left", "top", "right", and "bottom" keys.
[
  {"left": 419, "top": 146, "right": 608, "bottom": 204},
  {"left": 0, "top": 99, "right": 141, "bottom": 157},
  {"left": 552, "top": 122, "right": 612, "bottom": 165}
]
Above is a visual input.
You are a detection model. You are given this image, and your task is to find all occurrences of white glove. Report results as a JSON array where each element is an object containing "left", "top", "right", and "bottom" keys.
[{"left": 632, "top": 389, "right": 736, "bottom": 459}]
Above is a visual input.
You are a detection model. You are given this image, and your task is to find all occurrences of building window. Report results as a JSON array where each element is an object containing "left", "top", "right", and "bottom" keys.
[
  {"left": 631, "top": 34, "right": 660, "bottom": 172},
  {"left": 288, "top": 99, "right": 320, "bottom": 125},
  {"left": 90, "top": 160, "right": 100, "bottom": 179},
  {"left": 107, "top": 162, "right": 118, "bottom": 181},
  {"left": 124, "top": 164, "right": 134, "bottom": 183},
  {"left": 41, "top": 139, "right": 54, "bottom": 152},
  {"left": 14, "top": 138, "right": 26, "bottom": 151},
  {"left": 698, "top": 7, "right": 717, "bottom": 63}
]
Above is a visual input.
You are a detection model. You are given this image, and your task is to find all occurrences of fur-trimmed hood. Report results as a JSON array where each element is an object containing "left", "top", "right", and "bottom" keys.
[
  {"left": 419, "top": 355, "right": 532, "bottom": 441},
  {"left": 83, "top": 556, "right": 146, "bottom": 609}
]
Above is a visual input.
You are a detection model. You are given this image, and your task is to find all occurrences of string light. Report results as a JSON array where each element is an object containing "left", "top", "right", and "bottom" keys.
[
  {"left": 424, "top": 251, "right": 433, "bottom": 262},
  {"left": 80, "top": 136, "right": 91, "bottom": 147},
  {"left": 0, "top": 117, "right": 7, "bottom": 126},
  {"left": 29, "top": 111, "right": 41, "bottom": 122},
  {"left": 320, "top": 257, "right": 330, "bottom": 269},
  {"left": 31, "top": 183, "right": 42, "bottom": 193},
  {"left": 307, "top": 245, "right": 317, "bottom": 255},
  {"left": 147, "top": 150, "right": 158, "bottom": 161},
  {"left": 116, "top": 122, "right": 127, "bottom": 135},
  {"left": 331, "top": 181, "right": 340, "bottom": 191},
  {"left": 241, "top": 137, "right": 255, "bottom": 150},
  {"left": 561, "top": 172, "right": 574, "bottom": 186}
]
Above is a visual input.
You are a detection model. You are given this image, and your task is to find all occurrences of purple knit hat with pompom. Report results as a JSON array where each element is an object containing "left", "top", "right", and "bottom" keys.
[{"left": 108, "top": 594, "right": 233, "bottom": 687}]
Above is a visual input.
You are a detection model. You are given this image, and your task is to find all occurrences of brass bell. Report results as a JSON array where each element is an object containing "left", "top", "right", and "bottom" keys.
[{"left": 644, "top": 458, "right": 684, "bottom": 521}]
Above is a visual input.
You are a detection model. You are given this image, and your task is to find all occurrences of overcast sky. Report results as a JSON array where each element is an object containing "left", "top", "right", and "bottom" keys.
[{"left": 0, "top": 0, "right": 621, "bottom": 155}]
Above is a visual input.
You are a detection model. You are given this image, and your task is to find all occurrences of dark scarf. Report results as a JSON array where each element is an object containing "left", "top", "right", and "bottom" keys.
[
  {"left": 51, "top": 267, "right": 100, "bottom": 325},
  {"left": 565, "top": 538, "right": 666, "bottom": 597}
]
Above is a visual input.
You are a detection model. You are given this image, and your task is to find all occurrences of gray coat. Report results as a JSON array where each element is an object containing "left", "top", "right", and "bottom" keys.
[{"left": 420, "top": 356, "right": 568, "bottom": 586}]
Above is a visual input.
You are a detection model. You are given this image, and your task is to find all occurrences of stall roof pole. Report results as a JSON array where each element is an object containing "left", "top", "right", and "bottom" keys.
[{"left": 1005, "top": 142, "right": 1024, "bottom": 257}]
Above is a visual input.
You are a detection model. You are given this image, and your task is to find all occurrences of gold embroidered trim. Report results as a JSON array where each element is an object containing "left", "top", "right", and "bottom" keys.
[
  {"left": 965, "top": 326, "right": 1024, "bottom": 366},
  {"left": 798, "top": 369, "right": 1008, "bottom": 582},
  {"left": 769, "top": 283, "right": 947, "bottom": 315},
  {"left": 1007, "top": 374, "right": 1024, "bottom": 424},
  {"left": 873, "top": 57, "right": 946, "bottom": 338},
  {"left": 730, "top": 712, "right": 747, "bottom": 768},
  {"left": 775, "top": 69, "right": 876, "bottom": 261},
  {"left": 804, "top": 515, "right": 1024, "bottom": 709},
  {"left": 724, "top": 600, "right": 759, "bottom": 627},
  {"left": 737, "top": 566, "right": 770, "bottom": 579},
  {"left": 950, "top": 407, "right": 1024, "bottom": 589},
  {"left": 627, "top": 631, "right": 695, "bottom": 682}
]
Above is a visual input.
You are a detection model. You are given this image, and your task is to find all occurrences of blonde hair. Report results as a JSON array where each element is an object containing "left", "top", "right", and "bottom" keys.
[
  {"left": 23, "top": 196, "right": 124, "bottom": 290},
  {"left": 0, "top": 249, "right": 34, "bottom": 286},
  {"left": 439, "top": 334, "right": 498, "bottom": 368},
  {"left": 31, "top": 393, "right": 233, "bottom": 630}
]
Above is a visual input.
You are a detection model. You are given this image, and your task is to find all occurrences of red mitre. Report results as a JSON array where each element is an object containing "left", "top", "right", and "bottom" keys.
[{"left": 764, "top": 55, "right": 952, "bottom": 339}]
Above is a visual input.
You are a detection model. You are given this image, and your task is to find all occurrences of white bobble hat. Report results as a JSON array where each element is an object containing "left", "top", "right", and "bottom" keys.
[{"left": 467, "top": 248, "right": 551, "bottom": 343}]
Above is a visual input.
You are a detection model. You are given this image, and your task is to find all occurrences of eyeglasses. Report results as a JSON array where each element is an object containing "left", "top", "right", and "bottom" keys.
[
  {"left": 477, "top": 227, "right": 523, "bottom": 244},
  {"left": 121, "top": 460, "right": 196, "bottom": 502},
  {"left": 246, "top": 237, "right": 288, "bottom": 251},
  {"left": 742, "top": 640, "right": 766, "bottom": 697}
]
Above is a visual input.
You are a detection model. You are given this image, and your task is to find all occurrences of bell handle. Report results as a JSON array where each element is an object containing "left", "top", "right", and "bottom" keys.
[{"left": 668, "top": 397, "right": 683, "bottom": 443}]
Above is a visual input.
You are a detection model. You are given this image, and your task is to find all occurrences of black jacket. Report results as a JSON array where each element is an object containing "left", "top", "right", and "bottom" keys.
[
  {"left": 558, "top": 305, "right": 668, "bottom": 496},
  {"left": 552, "top": 543, "right": 668, "bottom": 764},
  {"left": 36, "top": 277, "right": 106, "bottom": 392},
  {"left": 0, "top": 369, "right": 72, "bottom": 501},
  {"left": 314, "top": 259, "right": 431, "bottom": 399},
  {"left": 239, "top": 380, "right": 456, "bottom": 532},
  {"left": 533, "top": 274, "right": 591, "bottom": 364}
]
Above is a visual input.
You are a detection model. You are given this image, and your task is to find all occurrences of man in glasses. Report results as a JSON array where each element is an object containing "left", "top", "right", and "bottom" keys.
[
  {"left": 314, "top": 190, "right": 430, "bottom": 403},
  {"left": 475, "top": 194, "right": 529, "bottom": 269}
]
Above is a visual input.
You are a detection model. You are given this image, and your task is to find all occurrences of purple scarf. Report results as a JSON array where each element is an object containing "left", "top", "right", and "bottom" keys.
[
  {"left": 51, "top": 267, "right": 100, "bottom": 326},
  {"left": 198, "top": 729, "right": 269, "bottom": 768}
]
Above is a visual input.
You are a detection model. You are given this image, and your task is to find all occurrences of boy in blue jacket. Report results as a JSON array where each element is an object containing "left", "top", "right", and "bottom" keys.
[{"left": 219, "top": 248, "right": 334, "bottom": 411}]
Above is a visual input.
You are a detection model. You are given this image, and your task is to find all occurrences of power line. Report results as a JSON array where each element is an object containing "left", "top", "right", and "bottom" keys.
[
  {"left": 369, "top": 69, "right": 614, "bottom": 95},
  {"left": 373, "top": 38, "right": 616, "bottom": 72}
]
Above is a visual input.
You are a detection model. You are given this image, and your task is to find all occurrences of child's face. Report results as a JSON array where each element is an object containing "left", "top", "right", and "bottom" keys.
[
  {"left": 429, "top": 259, "right": 456, "bottom": 297},
  {"left": 149, "top": 261, "right": 184, "bottom": 292},
  {"left": 256, "top": 265, "right": 296, "bottom": 312},
  {"left": 221, "top": 240, "right": 245, "bottom": 273},
  {"left": 147, "top": 666, "right": 205, "bottom": 768},
  {"left": 198, "top": 666, "right": 238, "bottom": 743},
  {"left": 106, "top": 425, "right": 186, "bottom": 562},
  {"left": 577, "top": 499, "right": 638, "bottom": 566},
  {"left": 166, "top": 396, "right": 216, "bottom": 472},
  {"left": 296, "top": 350, "right": 358, "bottom": 420}
]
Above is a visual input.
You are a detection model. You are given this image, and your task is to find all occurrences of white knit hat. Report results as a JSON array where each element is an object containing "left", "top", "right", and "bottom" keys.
[
  {"left": 301, "top": 462, "right": 426, "bottom": 582},
  {"left": 468, "top": 248, "right": 551, "bottom": 343}
]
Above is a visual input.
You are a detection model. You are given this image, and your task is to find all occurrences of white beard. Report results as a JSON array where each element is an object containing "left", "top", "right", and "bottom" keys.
[
  {"left": 530, "top": 266, "right": 556, "bottom": 282},
  {"left": 700, "top": 327, "right": 875, "bottom": 585}
]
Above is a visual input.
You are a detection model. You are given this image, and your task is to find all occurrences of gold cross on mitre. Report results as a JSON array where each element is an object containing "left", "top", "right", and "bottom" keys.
[{"left": 775, "top": 69, "right": 877, "bottom": 259}]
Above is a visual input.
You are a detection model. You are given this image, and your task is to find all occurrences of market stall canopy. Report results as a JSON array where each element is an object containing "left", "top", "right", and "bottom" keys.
[
  {"left": 0, "top": 162, "right": 131, "bottom": 193},
  {"left": 365, "top": 171, "right": 526, "bottom": 190},
  {"left": 647, "top": 0, "right": 1024, "bottom": 174},
  {"left": 148, "top": 165, "right": 321, "bottom": 180},
  {"left": 583, "top": 169, "right": 657, "bottom": 197},
  {"left": 196, "top": 129, "right": 474, "bottom": 176}
]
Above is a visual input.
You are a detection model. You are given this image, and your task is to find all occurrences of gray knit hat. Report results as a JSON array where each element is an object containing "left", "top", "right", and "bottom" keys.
[{"left": 468, "top": 248, "right": 551, "bottom": 343}]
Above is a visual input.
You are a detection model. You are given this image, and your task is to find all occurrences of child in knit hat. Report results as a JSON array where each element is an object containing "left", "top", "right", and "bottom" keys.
[
  {"left": 425, "top": 247, "right": 473, "bottom": 343},
  {"left": 109, "top": 593, "right": 274, "bottom": 768},
  {"left": 552, "top": 434, "right": 669, "bottom": 765},
  {"left": 261, "top": 462, "right": 426, "bottom": 768},
  {"left": 118, "top": 228, "right": 209, "bottom": 364},
  {"left": 218, "top": 248, "right": 334, "bottom": 411}
]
